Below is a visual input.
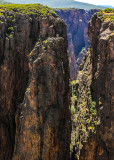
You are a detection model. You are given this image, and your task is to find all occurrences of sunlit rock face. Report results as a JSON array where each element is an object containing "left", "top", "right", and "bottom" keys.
[
  {"left": 80, "top": 12, "right": 114, "bottom": 160},
  {"left": 70, "top": 10, "right": 114, "bottom": 160},
  {"left": 0, "top": 4, "right": 70, "bottom": 160},
  {"left": 55, "top": 9, "right": 98, "bottom": 80}
]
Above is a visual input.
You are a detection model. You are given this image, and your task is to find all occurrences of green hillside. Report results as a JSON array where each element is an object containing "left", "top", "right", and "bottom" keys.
[
  {"left": 5, "top": 0, "right": 106, "bottom": 10},
  {"left": 0, "top": 0, "right": 11, "bottom": 4},
  {"left": 0, "top": 3, "right": 56, "bottom": 15}
]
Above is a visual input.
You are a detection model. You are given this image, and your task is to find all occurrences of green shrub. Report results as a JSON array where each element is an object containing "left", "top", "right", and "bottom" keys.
[
  {"left": 104, "top": 8, "right": 114, "bottom": 13},
  {"left": 6, "top": 26, "right": 14, "bottom": 37},
  {"left": 71, "top": 105, "right": 75, "bottom": 114}
]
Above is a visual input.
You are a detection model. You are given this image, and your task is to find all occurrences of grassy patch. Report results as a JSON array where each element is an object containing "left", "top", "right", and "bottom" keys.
[
  {"left": 97, "top": 8, "right": 114, "bottom": 22},
  {"left": 0, "top": 4, "right": 56, "bottom": 16}
]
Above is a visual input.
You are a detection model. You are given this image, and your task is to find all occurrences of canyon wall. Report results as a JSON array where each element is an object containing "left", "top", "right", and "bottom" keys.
[
  {"left": 0, "top": 4, "right": 113, "bottom": 160},
  {"left": 55, "top": 9, "right": 98, "bottom": 80},
  {"left": 0, "top": 4, "right": 70, "bottom": 160},
  {"left": 70, "top": 9, "right": 114, "bottom": 160}
]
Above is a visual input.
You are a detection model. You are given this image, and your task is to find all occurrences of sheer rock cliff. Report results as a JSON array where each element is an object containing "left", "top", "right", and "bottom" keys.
[
  {"left": 70, "top": 9, "right": 114, "bottom": 160},
  {"left": 0, "top": 4, "right": 70, "bottom": 160}
]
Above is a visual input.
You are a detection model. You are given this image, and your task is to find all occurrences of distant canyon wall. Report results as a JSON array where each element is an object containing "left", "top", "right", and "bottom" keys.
[{"left": 55, "top": 9, "right": 98, "bottom": 80}]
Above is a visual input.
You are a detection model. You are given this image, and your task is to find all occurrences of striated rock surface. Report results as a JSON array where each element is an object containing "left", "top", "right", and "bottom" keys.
[
  {"left": 55, "top": 9, "right": 98, "bottom": 80},
  {"left": 0, "top": 4, "right": 70, "bottom": 160},
  {"left": 70, "top": 9, "right": 114, "bottom": 160},
  {"left": 67, "top": 33, "right": 78, "bottom": 81}
]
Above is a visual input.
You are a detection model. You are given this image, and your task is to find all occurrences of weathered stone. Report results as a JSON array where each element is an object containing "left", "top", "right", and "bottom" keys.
[
  {"left": 70, "top": 10, "right": 114, "bottom": 160},
  {"left": 0, "top": 4, "right": 70, "bottom": 160}
]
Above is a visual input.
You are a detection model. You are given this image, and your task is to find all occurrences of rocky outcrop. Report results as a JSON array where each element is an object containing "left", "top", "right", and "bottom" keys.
[
  {"left": 0, "top": 4, "right": 70, "bottom": 160},
  {"left": 70, "top": 9, "right": 114, "bottom": 160},
  {"left": 55, "top": 9, "right": 98, "bottom": 80}
]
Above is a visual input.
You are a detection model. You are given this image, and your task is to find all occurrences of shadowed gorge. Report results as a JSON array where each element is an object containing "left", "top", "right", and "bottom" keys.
[{"left": 55, "top": 9, "right": 98, "bottom": 80}]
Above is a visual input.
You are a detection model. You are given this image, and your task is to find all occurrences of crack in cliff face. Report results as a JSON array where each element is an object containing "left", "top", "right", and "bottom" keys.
[{"left": 0, "top": 4, "right": 70, "bottom": 160}]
